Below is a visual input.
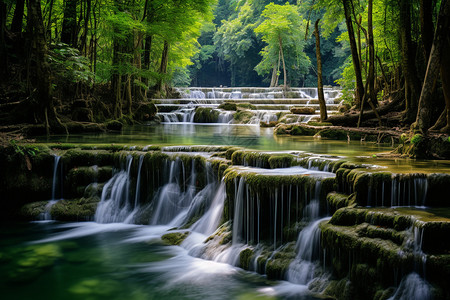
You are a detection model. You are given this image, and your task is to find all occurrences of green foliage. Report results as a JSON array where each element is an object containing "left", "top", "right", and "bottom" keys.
[
  {"left": 411, "top": 134, "right": 424, "bottom": 145},
  {"left": 49, "top": 43, "right": 94, "bottom": 85},
  {"left": 9, "top": 140, "right": 39, "bottom": 157},
  {"left": 254, "top": 3, "right": 310, "bottom": 85}
]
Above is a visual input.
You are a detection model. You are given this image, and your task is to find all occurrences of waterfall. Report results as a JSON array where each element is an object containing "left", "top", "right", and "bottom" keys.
[
  {"left": 387, "top": 273, "right": 432, "bottom": 300},
  {"left": 95, "top": 155, "right": 134, "bottom": 223},
  {"left": 41, "top": 155, "right": 62, "bottom": 220}
]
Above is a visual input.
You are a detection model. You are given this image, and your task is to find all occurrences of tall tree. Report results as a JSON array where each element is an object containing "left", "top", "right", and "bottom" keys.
[
  {"left": 414, "top": 0, "right": 450, "bottom": 133},
  {"left": 254, "top": 2, "right": 309, "bottom": 89},
  {"left": 314, "top": 19, "right": 327, "bottom": 121},
  {"left": 342, "top": 0, "right": 364, "bottom": 108},
  {"left": 61, "top": 0, "right": 78, "bottom": 47},
  {"left": 400, "top": 0, "right": 421, "bottom": 123},
  {"left": 27, "top": 0, "right": 65, "bottom": 134}
]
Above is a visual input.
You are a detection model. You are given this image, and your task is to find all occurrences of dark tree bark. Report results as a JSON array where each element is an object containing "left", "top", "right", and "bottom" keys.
[
  {"left": 400, "top": 0, "right": 421, "bottom": 123},
  {"left": 420, "top": 0, "right": 434, "bottom": 62},
  {"left": 414, "top": 0, "right": 450, "bottom": 133},
  {"left": 0, "top": 1, "right": 7, "bottom": 80},
  {"left": 314, "top": 19, "right": 327, "bottom": 122},
  {"left": 342, "top": 0, "right": 364, "bottom": 108},
  {"left": 27, "top": 0, "right": 66, "bottom": 134},
  {"left": 367, "top": 0, "right": 375, "bottom": 107},
  {"left": 439, "top": 22, "right": 450, "bottom": 133},
  {"left": 61, "top": 0, "right": 78, "bottom": 47},
  {"left": 156, "top": 40, "right": 169, "bottom": 93},
  {"left": 11, "top": 0, "right": 25, "bottom": 33}
]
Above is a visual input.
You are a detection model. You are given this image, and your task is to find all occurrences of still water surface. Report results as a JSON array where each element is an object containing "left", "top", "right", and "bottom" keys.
[{"left": 37, "top": 124, "right": 450, "bottom": 173}]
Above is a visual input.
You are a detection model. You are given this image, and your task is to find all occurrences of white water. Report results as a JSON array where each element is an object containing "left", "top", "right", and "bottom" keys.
[
  {"left": 40, "top": 155, "right": 62, "bottom": 220},
  {"left": 159, "top": 87, "right": 342, "bottom": 124},
  {"left": 388, "top": 272, "right": 432, "bottom": 300}
]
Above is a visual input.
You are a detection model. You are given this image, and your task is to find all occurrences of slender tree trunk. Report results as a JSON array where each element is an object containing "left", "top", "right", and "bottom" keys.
[
  {"left": 414, "top": 0, "right": 449, "bottom": 133},
  {"left": 367, "top": 0, "right": 377, "bottom": 107},
  {"left": 0, "top": 1, "right": 7, "bottom": 80},
  {"left": 80, "top": 0, "right": 91, "bottom": 55},
  {"left": 400, "top": 0, "right": 421, "bottom": 123},
  {"left": 270, "top": 65, "right": 277, "bottom": 88},
  {"left": 314, "top": 19, "right": 327, "bottom": 121},
  {"left": 112, "top": 40, "right": 122, "bottom": 119},
  {"left": 46, "top": 0, "right": 54, "bottom": 39},
  {"left": 11, "top": 0, "right": 25, "bottom": 33},
  {"left": 61, "top": 0, "right": 78, "bottom": 47},
  {"left": 420, "top": 0, "right": 434, "bottom": 63},
  {"left": 156, "top": 40, "right": 169, "bottom": 93},
  {"left": 342, "top": 0, "right": 364, "bottom": 108},
  {"left": 278, "top": 36, "right": 287, "bottom": 91}
]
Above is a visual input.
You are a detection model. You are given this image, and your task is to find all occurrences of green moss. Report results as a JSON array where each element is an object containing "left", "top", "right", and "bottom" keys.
[
  {"left": 218, "top": 101, "right": 237, "bottom": 111},
  {"left": 239, "top": 248, "right": 254, "bottom": 270},
  {"left": 161, "top": 231, "right": 190, "bottom": 246},
  {"left": 411, "top": 134, "right": 424, "bottom": 144},
  {"left": 51, "top": 197, "right": 100, "bottom": 221},
  {"left": 233, "top": 110, "right": 255, "bottom": 124},
  {"left": 327, "top": 192, "right": 354, "bottom": 212},
  {"left": 194, "top": 107, "right": 219, "bottom": 123},
  {"left": 268, "top": 154, "right": 294, "bottom": 168},
  {"left": 19, "top": 201, "right": 48, "bottom": 219},
  {"left": 290, "top": 125, "right": 316, "bottom": 136},
  {"left": 307, "top": 121, "right": 333, "bottom": 127},
  {"left": 237, "top": 102, "right": 257, "bottom": 110}
]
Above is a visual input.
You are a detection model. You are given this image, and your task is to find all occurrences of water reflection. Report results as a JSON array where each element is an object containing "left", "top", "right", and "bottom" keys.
[{"left": 36, "top": 124, "right": 450, "bottom": 173}]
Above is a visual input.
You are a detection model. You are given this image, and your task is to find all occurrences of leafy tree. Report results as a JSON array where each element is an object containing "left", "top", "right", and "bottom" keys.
[{"left": 254, "top": 2, "right": 310, "bottom": 88}]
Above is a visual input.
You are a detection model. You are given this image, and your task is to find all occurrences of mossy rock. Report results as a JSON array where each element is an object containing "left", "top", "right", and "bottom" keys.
[
  {"left": 218, "top": 101, "right": 237, "bottom": 111},
  {"left": 239, "top": 248, "right": 254, "bottom": 270},
  {"left": 105, "top": 120, "right": 123, "bottom": 131},
  {"left": 19, "top": 201, "right": 48, "bottom": 219},
  {"left": 50, "top": 197, "right": 100, "bottom": 221},
  {"left": 233, "top": 110, "right": 255, "bottom": 124},
  {"left": 260, "top": 121, "right": 279, "bottom": 127},
  {"left": 290, "top": 107, "right": 315, "bottom": 114},
  {"left": 327, "top": 192, "right": 354, "bottom": 212},
  {"left": 194, "top": 107, "right": 219, "bottom": 123},
  {"left": 237, "top": 102, "right": 257, "bottom": 110},
  {"left": 135, "top": 102, "right": 158, "bottom": 121},
  {"left": 161, "top": 231, "right": 190, "bottom": 246},
  {"left": 290, "top": 125, "right": 316, "bottom": 136},
  {"left": 66, "top": 166, "right": 112, "bottom": 197}
]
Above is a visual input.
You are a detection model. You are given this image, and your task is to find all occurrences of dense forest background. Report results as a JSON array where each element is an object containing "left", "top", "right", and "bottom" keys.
[{"left": 0, "top": 0, "right": 449, "bottom": 135}]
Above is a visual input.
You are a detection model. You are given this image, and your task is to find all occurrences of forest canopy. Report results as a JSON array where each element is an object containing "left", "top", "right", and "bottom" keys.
[{"left": 0, "top": 0, "right": 449, "bottom": 136}]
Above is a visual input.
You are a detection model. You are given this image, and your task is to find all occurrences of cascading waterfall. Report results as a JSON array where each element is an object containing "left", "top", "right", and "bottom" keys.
[
  {"left": 41, "top": 155, "right": 62, "bottom": 220},
  {"left": 159, "top": 87, "right": 342, "bottom": 124},
  {"left": 95, "top": 155, "right": 134, "bottom": 223}
]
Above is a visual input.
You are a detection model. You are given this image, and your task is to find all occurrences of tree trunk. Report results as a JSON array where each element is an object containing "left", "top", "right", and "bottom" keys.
[
  {"left": 400, "top": 0, "right": 421, "bottom": 123},
  {"left": 342, "top": 0, "right": 364, "bottom": 108},
  {"left": 11, "top": 0, "right": 25, "bottom": 33},
  {"left": 420, "top": 0, "right": 434, "bottom": 63},
  {"left": 80, "top": 0, "right": 91, "bottom": 55},
  {"left": 156, "top": 40, "right": 169, "bottom": 93},
  {"left": 27, "top": 0, "right": 65, "bottom": 134},
  {"left": 278, "top": 36, "right": 287, "bottom": 91},
  {"left": 0, "top": 1, "right": 7, "bottom": 80},
  {"left": 414, "top": 0, "right": 449, "bottom": 133},
  {"left": 439, "top": 21, "right": 450, "bottom": 132},
  {"left": 61, "top": 0, "right": 78, "bottom": 47},
  {"left": 367, "top": 0, "right": 377, "bottom": 107},
  {"left": 112, "top": 40, "right": 122, "bottom": 119},
  {"left": 314, "top": 19, "right": 327, "bottom": 122}
]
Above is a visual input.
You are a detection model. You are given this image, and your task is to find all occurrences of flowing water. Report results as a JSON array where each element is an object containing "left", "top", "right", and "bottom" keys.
[{"left": 6, "top": 87, "right": 450, "bottom": 299}]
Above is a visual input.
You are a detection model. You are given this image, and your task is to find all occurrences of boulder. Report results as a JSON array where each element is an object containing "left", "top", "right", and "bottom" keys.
[{"left": 290, "top": 106, "right": 315, "bottom": 114}]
